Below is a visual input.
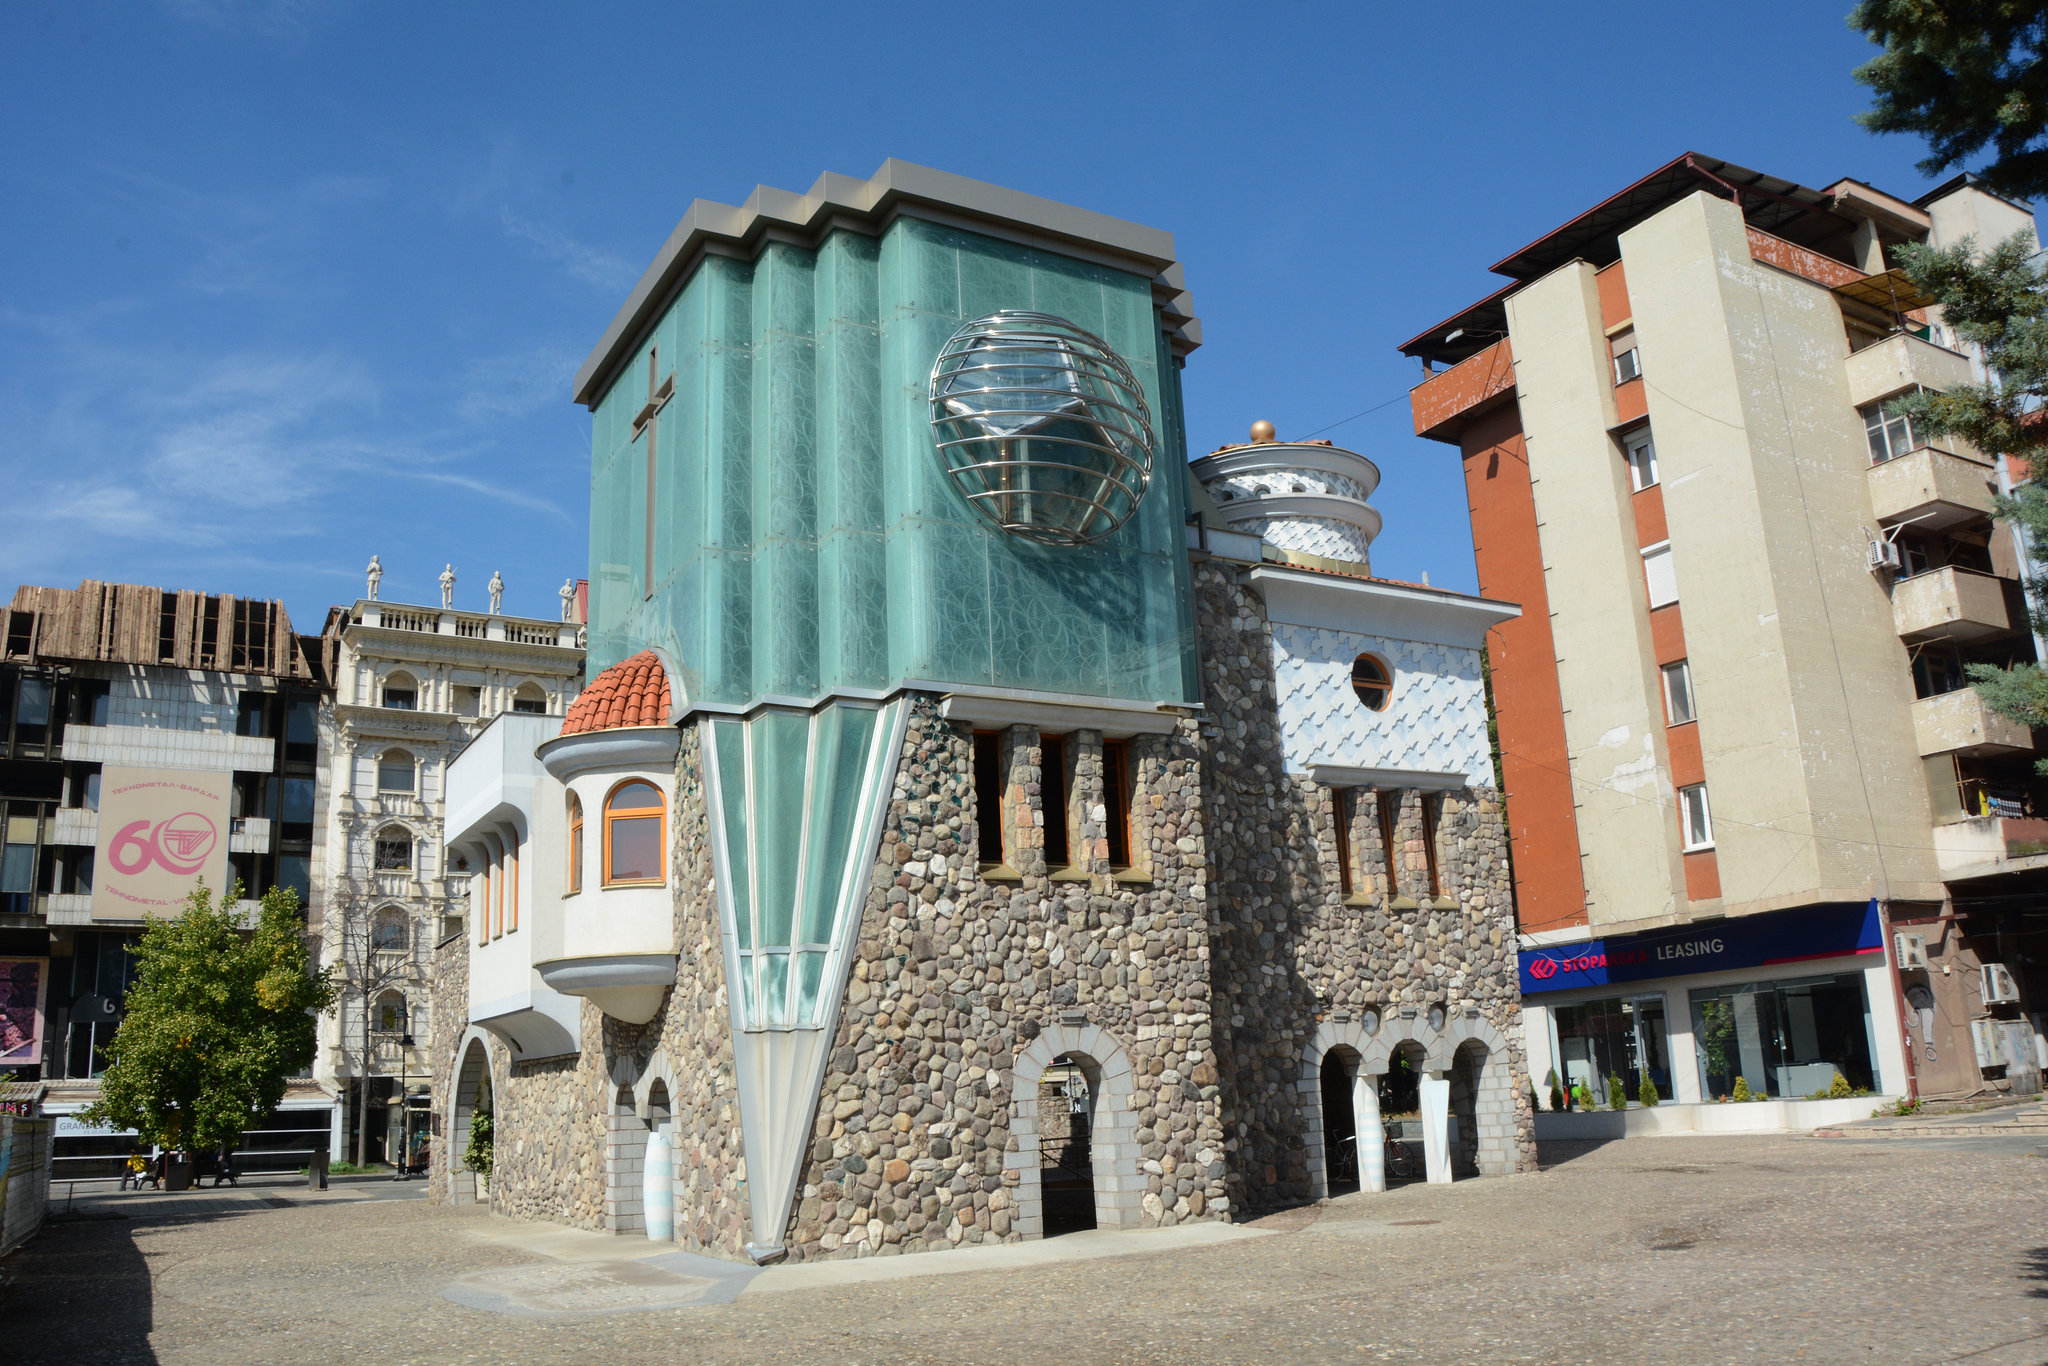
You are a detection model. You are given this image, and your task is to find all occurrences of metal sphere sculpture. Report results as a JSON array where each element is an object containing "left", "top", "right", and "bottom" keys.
[{"left": 928, "top": 311, "right": 1155, "bottom": 546}]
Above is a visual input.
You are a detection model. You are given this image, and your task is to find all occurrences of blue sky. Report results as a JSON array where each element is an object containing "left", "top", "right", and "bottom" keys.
[{"left": 0, "top": 2, "right": 2004, "bottom": 626}]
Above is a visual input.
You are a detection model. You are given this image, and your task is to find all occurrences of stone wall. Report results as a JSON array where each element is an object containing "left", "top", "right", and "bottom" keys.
[
  {"left": 775, "top": 695, "right": 1230, "bottom": 1260},
  {"left": 1191, "top": 558, "right": 1535, "bottom": 1216},
  {"left": 424, "top": 928, "right": 468, "bottom": 1208}
]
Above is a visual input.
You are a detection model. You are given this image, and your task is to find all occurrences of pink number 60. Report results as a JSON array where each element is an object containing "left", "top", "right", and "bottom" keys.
[{"left": 109, "top": 819, "right": 156, "bottom": 875}]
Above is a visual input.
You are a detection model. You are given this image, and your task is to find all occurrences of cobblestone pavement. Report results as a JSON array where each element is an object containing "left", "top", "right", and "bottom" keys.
[{"left": 4, "top": 1135, "right": 2044, "bottom": 1365}]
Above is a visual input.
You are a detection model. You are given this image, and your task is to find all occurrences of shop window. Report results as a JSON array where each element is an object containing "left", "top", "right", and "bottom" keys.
[
  {"left": 1691, "top": 974, "right": 1877, "bottom": 1098},
  {"left": 973, "top": 731, "right": 1005, "bottom": 868},
  {"left": 1641, "top": 542, "right": 1678, "bottom": 609},
  {"left": 603, "top": 780, "right": 665, "bottom": 886},
  {"left": 1661, "top": 660, "right": 1696, "bottom": 725},
  {"left": 1678, "top": 783, "right": 1713, "bottom": 851},
  {"left": 1625, "top": 429, "right": 1658, "bottom": 492},
  {"left": 1552, "top": 995, "right": 1671, "bottom": 1102},
  {"left": 1102, "top": 739, "right": 1133, "bottom": 870},
  {"left": 567, "top": 791, "right": 584, "bottom": 894},
  {"left": 1861, "top": 393, "right": 1924, "bottom": 464},
  {"left": 377, "top": 749, "right": 416, "bottom": 794},
  {"left": 1350, "top": 654, "right": 1392, "bottom": 712},
  {"left": 374, "top": 827, "right": 414, "bottom": 873}
]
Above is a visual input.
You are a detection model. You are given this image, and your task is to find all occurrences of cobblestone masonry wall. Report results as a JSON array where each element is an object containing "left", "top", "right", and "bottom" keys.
[
  {"left": 775, "top": 696, "right": 1230, "bottom": 1260},
  {"left": 1191, "top": 559, "right": 1536, "bottom": 1215},
  {"left": 426, "top": 931, "right": 460, "bottom": 1207}
]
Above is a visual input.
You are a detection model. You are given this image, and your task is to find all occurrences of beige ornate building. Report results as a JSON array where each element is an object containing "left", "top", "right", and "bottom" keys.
[{"left": 316, "top": 576, "right": 583, "bottom": 1163}]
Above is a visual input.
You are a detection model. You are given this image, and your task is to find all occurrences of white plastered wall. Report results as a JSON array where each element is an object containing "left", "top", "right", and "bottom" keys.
[
  {"left": 1507, "top": 262, "right": 1686, "bottom": 929},
  {"left": 1622, "top": 192, "right": 1943, "bottom": 912}
]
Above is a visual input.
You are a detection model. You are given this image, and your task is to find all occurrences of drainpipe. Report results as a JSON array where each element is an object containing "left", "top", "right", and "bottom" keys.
[{"left": 1876, "top": 899, "right": 1920, "bottom": 1103}]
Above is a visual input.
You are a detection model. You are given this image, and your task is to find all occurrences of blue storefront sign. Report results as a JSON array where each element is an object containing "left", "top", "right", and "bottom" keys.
[{"left": 1518, "top": 901, "right": 1883, "bottom": 995}]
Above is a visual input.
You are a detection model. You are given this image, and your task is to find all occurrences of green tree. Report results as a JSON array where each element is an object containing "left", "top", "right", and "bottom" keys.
[
  {"left": 1852, "top": 1, "right": 2048, "bottom": 200},
  {"left": 1855, "top": 2, "right": 2048, "bottom": 741},
  {"left": 1638, "top": 1073, "right": 1661, "bottom": 1108},
  {"left": 81, "top": 882, "right": 332, "bottom": 1154}
]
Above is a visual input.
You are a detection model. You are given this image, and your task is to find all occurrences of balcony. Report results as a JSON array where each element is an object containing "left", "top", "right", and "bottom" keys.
[
  {"left": 50, "top": 807, "right": 98, "bottom": 846},
  {"left": 1933, "top": 814, "right": 2048, "bottom": 877},
  {"left": 230, "top": 816, "right": 272, "bottom": 853},
  {"left": 1844, "top": 332, "right": 1976, "bottom": 410},
  {"left": 1893, "top": 567, "right": 2010, "bottom": 644},
  {"left": 1868, "top": 446, "right": 1997, "bottom": 531},
  {"left": 1913, "top": 688, "right": 2034, "bottom": 758}
]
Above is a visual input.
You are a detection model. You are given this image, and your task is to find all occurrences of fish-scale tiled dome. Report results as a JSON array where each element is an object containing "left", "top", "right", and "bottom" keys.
[{"left": 560, "top": 650, "right": 672, "bottom": 735}]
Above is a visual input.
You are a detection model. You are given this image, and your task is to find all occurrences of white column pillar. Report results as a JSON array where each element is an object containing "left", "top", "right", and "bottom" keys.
[
  {"left": 1419, "top": 1072, "right": 1452, "bottom": 1184},
  {"left": 1355, "top": 1071, "right": 1385, "bottom": 1193}
]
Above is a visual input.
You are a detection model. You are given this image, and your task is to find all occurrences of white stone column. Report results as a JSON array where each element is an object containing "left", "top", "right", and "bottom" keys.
[
  {"left": 1419, "top": 1072, "right": 1453, "bottom": 1184},
  {"left": 1355, "top": 1071, "right": 1385, "bottom": 1193}
]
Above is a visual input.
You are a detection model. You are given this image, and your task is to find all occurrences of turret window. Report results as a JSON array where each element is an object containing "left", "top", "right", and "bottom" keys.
[{"left": 604, "top": 780, "right": 665, "bottom": 886}]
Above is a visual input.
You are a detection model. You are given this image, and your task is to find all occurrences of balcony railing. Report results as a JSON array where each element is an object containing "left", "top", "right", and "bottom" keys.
[
  {"left": 1892, "top": 566, "right": 2011, "bottom": 644},
  {"left": 1868, "top": 444, "right": 1996, "bottom": 530},
  {"left": 1912, "top": 687, "right": 2034, "bottom": 758}
]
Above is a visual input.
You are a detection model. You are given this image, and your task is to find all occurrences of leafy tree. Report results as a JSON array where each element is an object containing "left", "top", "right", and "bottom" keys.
[
  {"left": 1607, "top": 1073, "right": 1630, "bottom": 1111},
  {"left": 1855, "top": 4, "right": 2048, "bottom": 744},
  {"left": 81, "top": 883, "right": 332, "bottom": 1154},
  {"left": 1852, "top": 1, "right": 2048, "bottom": 200},
  {"left": 1546, "top": 1068, "right": 1566, "bottom": 1112}
]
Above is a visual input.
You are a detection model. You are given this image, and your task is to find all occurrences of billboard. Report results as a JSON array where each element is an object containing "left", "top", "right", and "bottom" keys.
[
  {"left": 91, "top": 767, "right": 232, "bottom": 920},
  {"left": 0, "top": 959, "right": 44, "bottom": 1066},
  {"left": 1518, "top": 901, "right": 1883, "bottom": 995}
]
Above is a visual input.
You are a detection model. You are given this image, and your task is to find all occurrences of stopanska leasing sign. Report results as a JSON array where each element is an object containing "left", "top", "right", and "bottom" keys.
[
  {"left": 1516, "top": 901, "right": 1883, "bottom": 994},
  {"left": 90, "top": 768, "right": 232, "bottom": 920}
]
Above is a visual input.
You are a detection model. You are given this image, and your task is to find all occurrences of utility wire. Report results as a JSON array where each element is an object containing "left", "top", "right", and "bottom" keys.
[{"left": 1299, "top": 392, "right": 1408, "bottom": 441}]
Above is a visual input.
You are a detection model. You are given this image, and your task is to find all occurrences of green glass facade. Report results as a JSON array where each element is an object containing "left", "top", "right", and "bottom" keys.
[{"left": 586, "top": 216, "right": 1198, "bottom": 710}]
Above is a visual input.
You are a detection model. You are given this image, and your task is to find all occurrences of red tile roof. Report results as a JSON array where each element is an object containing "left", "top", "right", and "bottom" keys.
[{"left": 561, "top": 650, "right": 672, "bottom": 735}]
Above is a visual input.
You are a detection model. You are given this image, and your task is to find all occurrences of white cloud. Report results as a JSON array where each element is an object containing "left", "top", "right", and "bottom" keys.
[
  {"left": 456, "top": 345, "right": 580, "bottom": 422},
  {"left": 498, "top": 207, "right": 639, "bottom": 292}
]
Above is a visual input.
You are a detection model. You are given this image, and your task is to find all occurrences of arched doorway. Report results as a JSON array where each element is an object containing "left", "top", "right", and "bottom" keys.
[
  {"left": 1319, "top": 1049, "right": 1360, "bottom": 1196},
  {"left": 450, "top": 1035, "right": 492, "bottom": 1205},
  {"left": 605, "top": 1085, "right": 646, "bottom": 1235},
  {"left": 1039, "top": 1054, "right": 1097, "bottom": 1236},
  {"left": 1010, "top": 1021, "right": 1142, "bottom": 1238},
  {"left": 1379, "top": 1040, "right": 1428, "bottom": 1186},
  {"left": 1449, "top": 1039, "right": 1487, "bottom": 1178}
]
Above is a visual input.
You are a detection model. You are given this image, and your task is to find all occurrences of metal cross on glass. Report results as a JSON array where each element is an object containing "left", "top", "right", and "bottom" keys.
[{"left": 633, "top": 349, "right": 675, "bottom": 599}]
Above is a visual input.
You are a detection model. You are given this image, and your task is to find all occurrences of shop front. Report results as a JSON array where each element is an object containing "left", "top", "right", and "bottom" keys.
[{"left": 1518, "top": 902, "right": 1906, "bottom": 1110}]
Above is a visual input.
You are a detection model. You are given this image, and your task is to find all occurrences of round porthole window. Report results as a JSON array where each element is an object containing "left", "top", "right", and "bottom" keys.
[
  {"left": 1426, "top": 1004, "right": 1446, "bottom": 1032},
  {"left": 1360, "top": 1009, "right": 1381, "bottom": 1037},
  {"left": 928, "top": 310, "right": 1155, "bottom": 547},
  {"left": 1351, "top": 653, "right": 1392, "bottom": 711}
]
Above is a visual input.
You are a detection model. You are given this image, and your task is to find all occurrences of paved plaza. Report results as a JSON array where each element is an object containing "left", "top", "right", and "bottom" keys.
[{"left": 3, "top": 1135, "right": 2044, "bottom": 1365}]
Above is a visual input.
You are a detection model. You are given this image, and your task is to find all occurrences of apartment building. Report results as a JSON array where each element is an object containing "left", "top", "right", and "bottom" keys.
[
  {"left": 1405, "top": 153, "right": 2046, "bottom": 1109},
  {"left": 0, "top": 580, "right": 335, "bottom": 1173},
  {"left": 314, "top": 573, "right": 583, "bottom": 1165}
]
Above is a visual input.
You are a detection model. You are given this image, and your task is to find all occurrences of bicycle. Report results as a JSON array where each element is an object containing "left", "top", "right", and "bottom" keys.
[{"left": 1383, "top": 1134, "right": 1417, "bottom": 1180}]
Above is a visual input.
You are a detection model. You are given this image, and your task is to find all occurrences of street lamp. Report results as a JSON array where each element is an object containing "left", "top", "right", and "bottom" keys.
[{"left": 394, "top": 1032, "right": 413, "bottom": 1180}]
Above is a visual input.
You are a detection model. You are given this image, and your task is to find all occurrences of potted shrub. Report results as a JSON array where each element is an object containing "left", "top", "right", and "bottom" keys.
[
  {"left": 464, "top": 1109, "right": 494, "bottom": 1199},
  {"left": 1607, "top": 1074, "right": 1629, "bottom": 1111}
]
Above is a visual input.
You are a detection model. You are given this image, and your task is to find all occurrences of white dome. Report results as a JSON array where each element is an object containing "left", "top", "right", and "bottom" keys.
[{"left": 1189, "top": 441, "right": 1382, "bottom": 569}]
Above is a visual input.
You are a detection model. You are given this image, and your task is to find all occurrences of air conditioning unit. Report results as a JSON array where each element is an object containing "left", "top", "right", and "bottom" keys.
[
  {"left": 1971, "top": 1018, "right": 2002, "bottom": 1069},
  {"left": 1894, "top": 932, "right": 1931, "bottom": 971},
  {"left": 1982, "top": 962, "right": 2021, "bottom": 1005},
  {"left": 1868, "top": 537, "right": 1902, "bottom": 572}
]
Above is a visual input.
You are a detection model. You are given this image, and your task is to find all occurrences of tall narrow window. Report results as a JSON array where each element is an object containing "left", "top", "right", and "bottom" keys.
[
  {"left": 1041, "top": 733, "right": 1070, "bottom": 869},
  {"left": 476, "top": 864, "right": 491, "bottom": 946},
  {"left": 492, "top": 850, "right": 504, "bottom": 938},
  {"left": 1661, "top": 660, "right": 1696, "bottom": 725},
  {"left": 1333, "top": 788, "right": 1355, "bottom": 898},
  {"left": 1625, "top": 430, "right": 1658, "bottom": 491},
  {"left": 973, "top": 731, "right": 1005, "bottom": 867},
  {"left": 603, "top": 780, "right": 665, "bottom": 886},
  {"left": 1376, "top": 790, "right": 1401, "bottom": 899},
  {"left": 567, "top": 792, "right": 584, "bottom": 894},
  {"left": 1420, "top": 794, "right": 1443, "bottom": 900},
  {"left": 1679, "top": 784, "right": 1714, "bottom": 851},
  {"left": 1641, "top": 541, "right": 1678, "bottom": 608},
  {"left": 506, "top": 840, "right": 519, "bottom": 933},
  {"left": 1102, "top": 739, "right": 1132, "bottom": 870},
  {"left": 1611, "top": 328, "right": 1641, "bottom": 386}
]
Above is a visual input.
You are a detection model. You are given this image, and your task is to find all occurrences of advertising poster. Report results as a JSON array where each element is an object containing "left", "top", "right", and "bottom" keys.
[
  {"left": 91, "top": 767, "right": 232, "bottom": 920},
  {"left": 0, "top": 959, "right": 44, "bottom": 1066}
]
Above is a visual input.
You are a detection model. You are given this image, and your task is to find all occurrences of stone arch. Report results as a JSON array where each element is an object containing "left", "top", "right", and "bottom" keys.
[
  {"left": 1357, "top": 1009, "right": 1454, "bottom": 1078},
  {"left": 1297, "top": 1018, "right": 1386, "bottom": 1200},
  {"left": 376, "top": 746, "right": 417, "bottom": 794},
  {"left": 1442, "top": 1014, "right": 1515, "bottom": 1177},
  {"left": 1007, "top": 1021, "right": 1142, "bottom": 1239},
  {"left": 511, "top": 680, "right": 548, "bottom": 713},
  {"left": 371, "top": 821, "right": 419, "bottom": 873},
  {"left": 379, "top": 669, "right": 419, "bottom": 708},
  {"left": 448, "top": 1027, "right": 496, "bottom": 1206},
  {"left": 631, "top": 1048, "right": 679, "bottom": 1122},
  {"left": 370, "top": 905, "right": 410, "bottom": 952}
]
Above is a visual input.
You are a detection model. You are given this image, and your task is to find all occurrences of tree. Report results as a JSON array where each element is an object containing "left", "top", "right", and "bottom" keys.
[
  {"left": 1854, "top": 3, "right": 2048, "bottom": 746},
  {"left": 1852, "top": 1, "right": 2048, "bottom": 201},
  {"left": 81, "top": 882, "right": 331, "bottom": 1154},
  {"left": 324, "top": 872, "right": 423, "bottom": 1168}
]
